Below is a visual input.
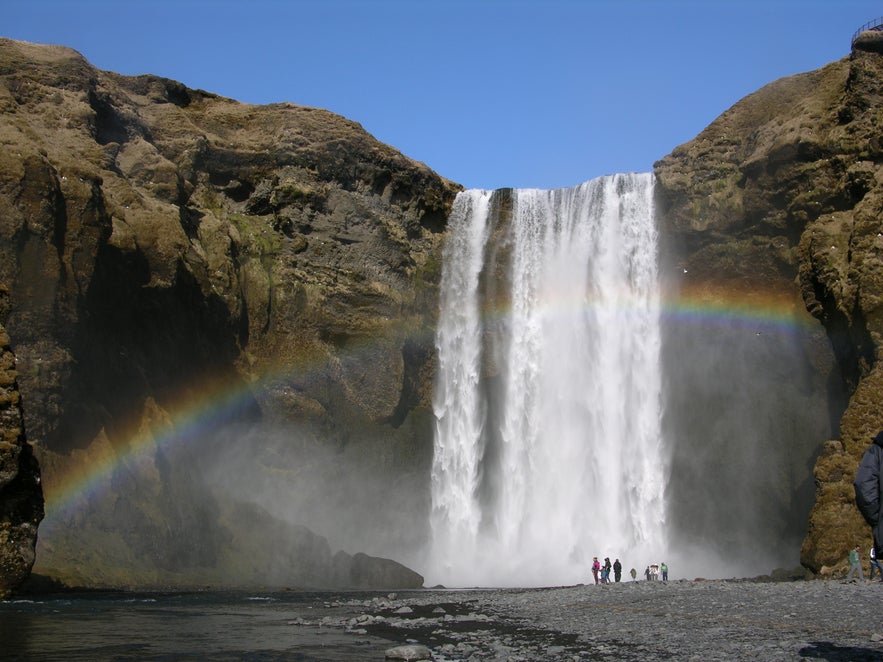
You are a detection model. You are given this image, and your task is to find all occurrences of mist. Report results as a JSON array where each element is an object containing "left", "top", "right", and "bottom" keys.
[
  {"left": 659, "top": 276, "right": 844, "bottom": 579},
  {"left": 199, "top": 418, "right": 432, "bottom": 574}
]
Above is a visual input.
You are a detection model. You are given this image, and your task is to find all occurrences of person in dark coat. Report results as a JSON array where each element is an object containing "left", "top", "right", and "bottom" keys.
[
  {"left": 854, "top": 430, "right": 883, "bottom": 555},
  {"left": 613, "top": 558, "right": 622, "bottom": 583},
  {"left": 871, "top": 547, "right": 883, "bottom": 582}
]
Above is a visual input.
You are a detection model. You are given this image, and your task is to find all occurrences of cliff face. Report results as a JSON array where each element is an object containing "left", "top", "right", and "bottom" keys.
[
  {"left": 0, "top": 38, "right": 458, "bottom": 589},
  {"left": 655, "top": 43, "right": 883, "bottom": 573},
  {"left": 0, "top": 286, "right": 43, "bottom": 597}
]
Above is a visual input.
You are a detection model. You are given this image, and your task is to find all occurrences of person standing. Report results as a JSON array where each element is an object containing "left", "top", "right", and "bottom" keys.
[
  {"left": 613, "top": 558, "right": 622, "bottom": 583},
  {"left": 603, "top": 557, "right": 612, "bottom": 584},
  {"left": 591, "top": 557, "right": 600, "bottom": 585},
  {"left": 630, "top": 567, "right": 637, "bottom": 581},
  {"left": 846, "top": 545, "right": 864, "bottom": 581},
  {"left": 661, "top": 562, "right": 668, "bottom": 581},
  {"left": 854, "top": 430, "right": 883, "bottom": 558},
  {"left": 871, "top": 547, "right": 883, "bottom": 582}
]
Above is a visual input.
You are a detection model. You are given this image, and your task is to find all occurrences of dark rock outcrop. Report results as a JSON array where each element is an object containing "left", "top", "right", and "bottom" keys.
[
  {"left": 853, "top": 29, "right": 883, "bottom": 55},
  {"left": 0, "top": 37, "right": 457, "bottom": 589},
  {"left": 333, "top": 551, "right": 424, "bottom": 590},
  {"left": 0, "top": 285, "right": 44, "bottom": 597}
]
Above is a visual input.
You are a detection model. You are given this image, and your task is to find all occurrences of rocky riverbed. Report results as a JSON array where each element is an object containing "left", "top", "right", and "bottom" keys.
[{"left": 310, "top": 579, "right": 883, "bottom": 661}]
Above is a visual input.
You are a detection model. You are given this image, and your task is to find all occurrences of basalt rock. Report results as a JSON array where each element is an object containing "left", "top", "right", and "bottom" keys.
[
  {"left": 0, "top": 37, "right": 457, "bottom": 589},
  {"left": 654, "top": 45, "right": 883, "bottom": 573},
  {"left": 0, "top": 285, "right": 44, "bottom": 597}
]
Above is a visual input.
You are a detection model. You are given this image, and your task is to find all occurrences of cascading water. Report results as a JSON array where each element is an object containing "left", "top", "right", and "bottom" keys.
[{"left": 430, "top": 173, "right": 666, "bottom": 587}]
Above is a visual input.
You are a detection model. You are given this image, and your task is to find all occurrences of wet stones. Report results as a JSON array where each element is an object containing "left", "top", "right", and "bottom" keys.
[
  {"left": 289, "top": 579, "right": 883, "bottom": 661},
  {"left": 384, "top": 644, "right": 432, "bottom": 660}
]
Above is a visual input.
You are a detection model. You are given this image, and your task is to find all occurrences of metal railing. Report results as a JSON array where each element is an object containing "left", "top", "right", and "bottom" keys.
[{"left": 852, "top": 17, "right": 883, "bottom": 46}]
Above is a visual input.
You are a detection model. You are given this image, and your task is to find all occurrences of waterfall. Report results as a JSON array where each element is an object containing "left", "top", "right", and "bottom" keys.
[{"left": 429, "top": 173, "right": 665, "bottom": 587}]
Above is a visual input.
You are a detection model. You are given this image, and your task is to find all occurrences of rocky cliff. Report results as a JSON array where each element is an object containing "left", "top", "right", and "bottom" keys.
[
  {"left": 0, "top": 285, "right": 43, "bottom": 597},
  {"left": 0, "top": 37, "right": 458, "bottom": 589},
  {"left": 655, "top": 37, "right": 883, "bottom": 574}
]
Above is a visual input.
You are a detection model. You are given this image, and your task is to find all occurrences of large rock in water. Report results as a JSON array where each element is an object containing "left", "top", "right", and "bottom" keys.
[
  {"left": 0, "top": 285, "right": 44, "bottom": 597},
  {"left": 654, "top": 45, "right": 883, "bottom": 573},
  {"left": 0, "top": 37, "right": 457, "bottom": 589}
]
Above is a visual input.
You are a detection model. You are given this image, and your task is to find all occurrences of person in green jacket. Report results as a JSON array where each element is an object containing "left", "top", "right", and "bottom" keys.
[{"left": 846, "top": 545, "right": 864, "bottom": 581}]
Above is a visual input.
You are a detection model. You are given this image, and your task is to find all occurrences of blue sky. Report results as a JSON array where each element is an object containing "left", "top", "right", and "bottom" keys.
[{"left": 5, "top": 0, "right": 882, "bottom": 190}]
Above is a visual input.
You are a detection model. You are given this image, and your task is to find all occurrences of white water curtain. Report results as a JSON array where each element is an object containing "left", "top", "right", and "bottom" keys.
[{"left": 430, "top": 173, "right": 666, "bottom": 587}]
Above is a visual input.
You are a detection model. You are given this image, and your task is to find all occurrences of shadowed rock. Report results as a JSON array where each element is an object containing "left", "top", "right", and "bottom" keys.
[{"left": 0, "top": 285, "right": 44, "bottom": 597}]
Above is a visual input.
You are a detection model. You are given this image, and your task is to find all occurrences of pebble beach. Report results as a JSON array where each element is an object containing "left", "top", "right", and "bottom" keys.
[{"left": 316, "top": 578, "right": 883, "bottom": 661}]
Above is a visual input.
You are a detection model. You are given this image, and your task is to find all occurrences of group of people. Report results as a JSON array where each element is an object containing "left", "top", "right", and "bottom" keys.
[
  {"left": 590, "top": 557, "right": 620, "bottom": 583},
  {"left": 590, "top": 557, "right": 668, "bottom": 584},
  {"left": 644, "top": 562, "right": 669, "bottom": 581}
]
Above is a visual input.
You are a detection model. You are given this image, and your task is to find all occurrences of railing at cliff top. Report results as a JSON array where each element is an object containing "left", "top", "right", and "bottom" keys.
[{"left": 852, "top": 17, "right": 883, "bottom": 46}]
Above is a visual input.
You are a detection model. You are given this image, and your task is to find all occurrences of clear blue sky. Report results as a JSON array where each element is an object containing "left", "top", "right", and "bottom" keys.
[{"left": 5, "top": 0, "right": 882, "bottom": 190}]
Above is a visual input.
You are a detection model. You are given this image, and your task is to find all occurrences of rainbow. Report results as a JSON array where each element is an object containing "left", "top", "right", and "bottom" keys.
[
  {"left": 37, "top": 371, "right": 267, "bottom": 531},
  {"left": 661, "top": 286, "right": 819, "bottom": 335},
  {"left": 36, "top": 284, "right": 821, "bottom": 531}
]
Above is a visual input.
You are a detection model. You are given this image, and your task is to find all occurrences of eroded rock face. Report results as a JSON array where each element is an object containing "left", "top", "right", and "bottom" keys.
[
  {"left": 655, "top": 47, "right": 883, "bottom": 573},
  {"left": 0, "top": 37, "right": 458, "bottom": 589},
  {"left": 0, "top": 285, "right": 44, "bottom": 597}
]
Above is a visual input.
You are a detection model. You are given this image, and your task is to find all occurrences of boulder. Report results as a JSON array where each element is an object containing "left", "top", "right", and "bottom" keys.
[
  {"left": 385, "top": 644, "right": 433, "bottom": 661},
  {"left": 334, "top": 550, "right": 424, "bottom": 589}
]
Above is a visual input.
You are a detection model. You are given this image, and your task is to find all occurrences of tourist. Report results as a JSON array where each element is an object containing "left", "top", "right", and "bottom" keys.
[
  {"left": 613, "top": 558, "right": 622, "bottom": 583},
  {"left": 644, "top": 566, "right": 651, "bottom": 581},
  {"left": 661, "top": 562, "right": 669, "bottom": 581},
  {"left": 592, "top": 557, "right": 600, "bottom": 585},
  {"left": 855, "top": 431, "right": 883, "bottom": 568},
  {"left": 602, "top": 557, "right": 612, "bottom": 584},
  {"left": 630, "top": 567, "right": 637, "bottom": 581},
  {"left": 870, "top": 547, "right": 883, "bottom": 582},
  {"left": 846, "top": 545, "right": 864, "bottom": 581}
]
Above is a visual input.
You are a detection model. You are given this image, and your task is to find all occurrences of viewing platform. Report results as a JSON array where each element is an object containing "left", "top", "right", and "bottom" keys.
[{"left": 852, "top": 17, "right": 883, "bottom": 52}]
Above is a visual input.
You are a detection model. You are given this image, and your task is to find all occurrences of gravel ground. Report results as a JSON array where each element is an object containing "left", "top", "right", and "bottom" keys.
[{"left": 312, "top": 579, "right": 883, "bottom": 661}]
